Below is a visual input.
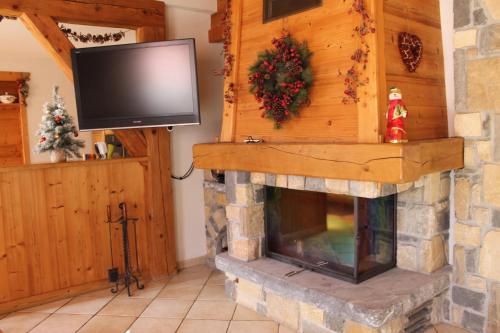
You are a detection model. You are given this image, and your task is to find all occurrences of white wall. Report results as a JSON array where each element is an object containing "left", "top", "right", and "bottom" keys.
[
  {"left": 0, "top": 20, "right": 136, "bottom": 163},
  {"left": 163, "top": 0, "right": 224, "bottom": 262},
  {"left": 440, "top": 0, "right": 455, "bottom": 136},
  {"left": 440, "top": 0, "right": 456, "bottom": 264}
]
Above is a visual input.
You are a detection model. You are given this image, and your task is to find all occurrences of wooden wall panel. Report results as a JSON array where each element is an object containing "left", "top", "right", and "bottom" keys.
[
  {"left": 220, "top": 0, "right": 448, "bottom": 144},
  {"left": 0, "top": 72, "right": 30, "bottom": 166},
  {"left": 0, "top": 104, "right": 24, "bottom": 166},
  {"left": 0, "top": 159, "right": 148, "bottom": 313},
  {"left": 230, "top": 0, "right": 360, "bottom": 143},
  {"left": 382, "top": 0, "right": 448, "bottom": 141}
]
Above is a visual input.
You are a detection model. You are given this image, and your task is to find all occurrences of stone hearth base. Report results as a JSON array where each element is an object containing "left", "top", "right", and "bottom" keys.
[{"left": 217, "top": 253, "right": 450, "bottom": 333}]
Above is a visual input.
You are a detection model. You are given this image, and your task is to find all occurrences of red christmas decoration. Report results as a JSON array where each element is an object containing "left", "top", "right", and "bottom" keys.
[
  {"left": 385, "top": 87, "right": 408, "bottom": 144},
  {"left": 398, "top": 32, "right": 423, "bottom": 73},
  {"left": 341, "top": 0, "right": 376, "bottom": 104},
  {"left": 55, "top": 115, "right": 62, "bottom": 124},
  {"left": 248, "top": 32, "right": 313, "bottom": 129}
]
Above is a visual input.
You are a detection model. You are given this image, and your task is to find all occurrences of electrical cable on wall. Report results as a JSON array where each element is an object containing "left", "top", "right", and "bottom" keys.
[{"left": 171, "top": 162, "right": 195, "bottom": 180}]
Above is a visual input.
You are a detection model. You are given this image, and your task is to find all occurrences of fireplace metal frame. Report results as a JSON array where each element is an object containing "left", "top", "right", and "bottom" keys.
[{"left": 264, "top": 190, "right": 398, "bottom": 284}]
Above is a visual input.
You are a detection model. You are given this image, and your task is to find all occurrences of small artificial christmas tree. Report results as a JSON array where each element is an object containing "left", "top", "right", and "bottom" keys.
[{"left": 35, "top": 86, "right": 84, "bottom": 160}]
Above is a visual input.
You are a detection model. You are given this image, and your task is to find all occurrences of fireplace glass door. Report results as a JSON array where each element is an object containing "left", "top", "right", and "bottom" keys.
[{"left": 264, "top": 187, "right": 396, "bottom": 283}]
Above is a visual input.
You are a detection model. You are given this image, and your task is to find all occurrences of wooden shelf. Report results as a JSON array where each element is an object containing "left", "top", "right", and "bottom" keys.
[{"left": 193, "top": 138, "right": 464, "bottom": 184}]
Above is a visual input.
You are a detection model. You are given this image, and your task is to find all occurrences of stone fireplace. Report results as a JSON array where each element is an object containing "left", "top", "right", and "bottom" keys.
[
  {"left": 197, "top": 0, "right": 466, "bottom": 330},
  {"left": 203, "top": 169, "right": 453, "bottom": 332}
]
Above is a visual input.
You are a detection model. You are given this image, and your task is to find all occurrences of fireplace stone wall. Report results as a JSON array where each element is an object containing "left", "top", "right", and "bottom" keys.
[
  {"left": 451, "top": 1, "right": 500, "bottom": 332},
  {"left": 223, "top": 170, "right": 451, "bottom": 275},
  {"left": 203, "top": 171, "right": 229, "bottom": 265},
  {"left": 202, "top": 169, "right": 453, "bottom": 332}
]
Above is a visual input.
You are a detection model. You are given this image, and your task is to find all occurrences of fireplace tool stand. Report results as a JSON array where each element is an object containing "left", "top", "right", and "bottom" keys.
[{"left": 107, "top": 202, "right": 144, "bottom": 296}]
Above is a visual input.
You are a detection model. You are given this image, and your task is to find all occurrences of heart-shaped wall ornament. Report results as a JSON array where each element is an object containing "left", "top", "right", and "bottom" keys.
[{"left": 398, "top": 32, "right": 423, "bottom": 73}]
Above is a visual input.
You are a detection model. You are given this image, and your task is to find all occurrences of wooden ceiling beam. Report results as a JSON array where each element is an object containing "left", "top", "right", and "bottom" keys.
[
  {"left": 0, "top": 71, "right": 30, "bottom": 81},
  {"left": 0, "top": 0, "right": 165, "bottom": 28},
  {"left": 208, "top": 0, "right": 227, "bottom": 43},
  {"left": 19, "top": 12, "right": 75, "bottom": 81},
  {"left": 113, "top": 130, "right": 148, "bottom": 157}
]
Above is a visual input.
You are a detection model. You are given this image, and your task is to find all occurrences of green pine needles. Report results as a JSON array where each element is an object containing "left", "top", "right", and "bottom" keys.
[
  {"left": 248, "top": 32, "right": 313, "bottom": 129},
  {"left": 35, "top": 86, "right": 85, "bottom": 158}
]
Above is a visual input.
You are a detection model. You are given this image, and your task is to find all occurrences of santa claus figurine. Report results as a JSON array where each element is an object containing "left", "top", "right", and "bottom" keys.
[{"left": 385, "top": 87, "right": 408, "bottom": 143}]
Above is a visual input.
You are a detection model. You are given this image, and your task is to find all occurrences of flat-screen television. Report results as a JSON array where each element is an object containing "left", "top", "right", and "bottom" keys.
[{"left": 71, "top": 39, "right": 200, "bottom": 131}]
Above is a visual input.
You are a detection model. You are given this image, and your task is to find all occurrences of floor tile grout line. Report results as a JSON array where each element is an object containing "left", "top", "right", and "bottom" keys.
[
  {"left": 225, "top": 300, "right": 239, "bottom": 333},
  {"left": 25, "top": 296, "right": 75, "bottom": 333},
  {"left": 174, "top": 268, "right": 215, "bottom": 333},
  {"left": 121, "top": 274, "right": 175, "bottom": 333},
  {"left": 226, "top": 270, "right": 239, "bottom": 333},
  {"left": 74, "top": 285, "right": 124, "bottom": 332}
]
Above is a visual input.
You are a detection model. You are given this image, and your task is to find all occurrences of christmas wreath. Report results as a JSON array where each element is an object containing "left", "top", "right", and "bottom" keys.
[{"left": 248, "top": 33, "right": 312, "bottom": 128}]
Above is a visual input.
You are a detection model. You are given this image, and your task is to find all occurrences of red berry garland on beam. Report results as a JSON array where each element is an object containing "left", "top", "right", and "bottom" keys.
[
  {"left": 248, "top": 32, "right": 313, "bottom": 129},
  {"left": 0, "top": 17, "right": 129, "bottom": 45},
  {"left": 340, "top": 0, "right": 376, "bottom": 104}
]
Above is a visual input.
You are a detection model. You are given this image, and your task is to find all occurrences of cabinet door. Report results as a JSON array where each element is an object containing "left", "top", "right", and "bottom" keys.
[{"left": 0, "top": 104, "right": 26, "bottom": 166}]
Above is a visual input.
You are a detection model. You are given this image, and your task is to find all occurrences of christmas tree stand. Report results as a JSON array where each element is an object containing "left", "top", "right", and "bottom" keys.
[{"left": 50, "top": 150, "right": 66, "bottom": 163}]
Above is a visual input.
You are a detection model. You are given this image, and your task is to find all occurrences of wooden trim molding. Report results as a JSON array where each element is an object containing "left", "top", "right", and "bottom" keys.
[{"left": 193, "top": 138, "right": 464, "bottom": 184}]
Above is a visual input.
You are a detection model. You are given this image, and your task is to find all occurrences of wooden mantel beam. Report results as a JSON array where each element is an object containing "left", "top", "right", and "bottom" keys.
[
  {"left": 0, "top": 0, "right": 165, "bottom": 28},
  {"left": 19, "top": 13, "right": 75, "bottom": 81},
  {"left": 193, "top": 138, "right": 465, "bottom": 184}
]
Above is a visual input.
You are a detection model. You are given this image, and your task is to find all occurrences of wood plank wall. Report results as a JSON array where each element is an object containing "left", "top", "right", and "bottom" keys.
[
  {"left": 220, "top": 0, "right": 448, "bottom": 144},
  {"left": 0, "top": 158, "right": 148, "bottom": 313},
  {"left": 382, "top": 0, "right": 448, "bottom": 141},
  {"left": 0, "top": 104, "right": 25, "bottom": 166},
  {"left": 229, "top": 0, "right": 359, "bottom": 143}
]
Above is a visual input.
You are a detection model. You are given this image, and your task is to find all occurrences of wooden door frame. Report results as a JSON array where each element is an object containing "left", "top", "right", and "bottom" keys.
[{"left": 0, "top": 0, "right": 177, "bottom": 277}]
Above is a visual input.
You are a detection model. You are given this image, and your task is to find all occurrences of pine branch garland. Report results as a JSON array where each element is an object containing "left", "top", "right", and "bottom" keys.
[{"left": 59, "top": 24, "right": 127, "bottom": 44}]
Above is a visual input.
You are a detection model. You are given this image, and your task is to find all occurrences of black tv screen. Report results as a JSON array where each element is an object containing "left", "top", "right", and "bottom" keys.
[{"left": 71, "top": 39, "right": 200, "bottom": 130}]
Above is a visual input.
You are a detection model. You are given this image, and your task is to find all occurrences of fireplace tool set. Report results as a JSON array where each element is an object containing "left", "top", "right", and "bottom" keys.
[{"left": 107, "top": 202, "right": 144, "bottom": 296}]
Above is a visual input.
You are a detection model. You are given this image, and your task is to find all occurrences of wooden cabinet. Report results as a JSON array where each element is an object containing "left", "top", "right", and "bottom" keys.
[
  {"left": 0, "top": 158, "right": 149, "bottom": 313},
  {"left": 0, "top": 72, "right": 30, "bottom": 166}
]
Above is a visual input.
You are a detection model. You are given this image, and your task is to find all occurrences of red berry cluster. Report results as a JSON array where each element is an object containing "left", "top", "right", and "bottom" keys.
[
  {"left": 248, "top": 33, "right": 312, "bottom": 128},
  {"left": 341, "top": 0, "right": 376, "bottom": 104},
  {"left": 222, "top": 0, "right": 234, "bottom": 79},
  {"left": 213, "top": 0, "right": 237, "bottom": 105}
]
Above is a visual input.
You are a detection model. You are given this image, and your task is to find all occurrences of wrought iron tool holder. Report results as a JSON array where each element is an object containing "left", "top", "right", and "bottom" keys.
[{"left": 106, "top": 202, "right": 144, "bottom": 296}]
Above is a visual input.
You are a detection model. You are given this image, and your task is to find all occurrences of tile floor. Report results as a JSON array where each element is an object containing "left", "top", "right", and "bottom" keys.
[
  {"left": 0, "top": 265, "right": 470, "bottom": 333},
  {"left": 0, "top": 266, "right": 293, "bottom": 333}
]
